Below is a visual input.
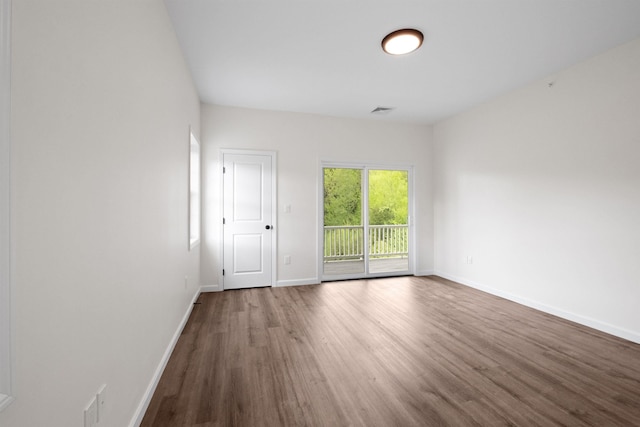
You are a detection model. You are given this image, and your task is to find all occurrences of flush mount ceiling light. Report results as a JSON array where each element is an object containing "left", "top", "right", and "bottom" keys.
[{"left": 381, "top": 28, "right": 424, "bottom": 55}]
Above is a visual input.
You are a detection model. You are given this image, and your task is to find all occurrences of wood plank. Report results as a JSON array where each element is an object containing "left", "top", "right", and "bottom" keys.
[{"left": 141, "top": 276, "right": 640, "bottom": 426}]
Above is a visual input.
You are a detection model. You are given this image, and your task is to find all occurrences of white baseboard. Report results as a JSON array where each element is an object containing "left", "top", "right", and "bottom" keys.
[
  {"left": 275, "top": 278, "right": 319, "bottom": 287},
  {"left": 415, "top": 269, "right": 435, "bottom": 276},
  {"left": 434, "top": 271, "right": 640, "bottom": 345},
  {"left": 201, "top": 283, "right": 221, "bottom": 292},
  {"left": 204, "top": 279, "right": 319, "bottom": 291},
  {"left": 129, "top": 289, "right": 201, "bottom": 427}
]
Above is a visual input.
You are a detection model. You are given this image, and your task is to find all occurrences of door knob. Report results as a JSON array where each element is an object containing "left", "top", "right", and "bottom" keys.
[{"left": 265, "top": 225, "right": 272, "bottom": 230}]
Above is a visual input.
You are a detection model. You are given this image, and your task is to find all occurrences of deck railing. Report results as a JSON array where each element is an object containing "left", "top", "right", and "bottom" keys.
[{"left": 324, "top": 225, "right": 408, "bottom": 261}]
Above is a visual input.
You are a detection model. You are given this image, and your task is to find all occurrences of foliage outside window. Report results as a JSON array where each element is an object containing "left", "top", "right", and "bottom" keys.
[
  {"left": 323, "top": 167, "right": 409, "bottom": 262},
  {"left": 323, "top": 168, "right": 408, "bottom": 226}
]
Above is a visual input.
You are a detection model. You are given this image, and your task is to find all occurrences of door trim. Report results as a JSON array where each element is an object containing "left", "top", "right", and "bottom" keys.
[
  {"left": 318, "top": 161, "right": 415, "bottom": 281},
  {"left": 220, "top": 149, "right": 277, "bottom": 290}
]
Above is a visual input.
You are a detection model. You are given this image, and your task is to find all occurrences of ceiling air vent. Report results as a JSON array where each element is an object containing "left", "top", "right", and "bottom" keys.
[{"left": 371, "top": 106, "right": 395, "bottom": 115}]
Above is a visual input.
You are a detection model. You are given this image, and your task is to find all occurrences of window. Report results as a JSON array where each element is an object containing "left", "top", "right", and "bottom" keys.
[
  {"left": 189, "top": 131, "right": 200, "bottom": 250},
  {"left": 0, "top": 0, "right": 13, "bottom": 411}
]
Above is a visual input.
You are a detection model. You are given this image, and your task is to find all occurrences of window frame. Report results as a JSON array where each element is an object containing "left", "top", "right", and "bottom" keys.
[{"left": 318, "top": 161, "right": 415, "bottom": 282}]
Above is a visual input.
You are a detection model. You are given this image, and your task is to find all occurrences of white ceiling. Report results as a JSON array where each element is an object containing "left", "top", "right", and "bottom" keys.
[{"left": 164, "top": 0, "right": 640, "bottom": 124}]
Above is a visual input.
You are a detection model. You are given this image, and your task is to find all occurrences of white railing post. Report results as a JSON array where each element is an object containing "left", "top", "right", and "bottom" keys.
[{"left": 323, "top": 224, "right": 408, "bottom": 262}]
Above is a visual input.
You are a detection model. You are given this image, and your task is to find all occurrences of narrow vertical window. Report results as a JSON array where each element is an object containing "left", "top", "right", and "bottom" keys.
[{"left": 189, "top": 131, "right": 201, "bottom": 250}]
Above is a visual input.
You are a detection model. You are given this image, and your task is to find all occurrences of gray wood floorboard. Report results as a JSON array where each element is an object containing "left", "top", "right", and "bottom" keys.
[{"left": 141, "top": 276, "right": 640, "bottom": 427}]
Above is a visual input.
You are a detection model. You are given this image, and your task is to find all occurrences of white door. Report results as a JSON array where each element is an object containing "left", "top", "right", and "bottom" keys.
[{"left": 223, "top": 152, "right": 275, "bottom": 290}]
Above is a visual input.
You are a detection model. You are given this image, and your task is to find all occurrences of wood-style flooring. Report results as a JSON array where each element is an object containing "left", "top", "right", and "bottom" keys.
[{"left": 141, "top": 276, "right": 640, "bottom": 426}]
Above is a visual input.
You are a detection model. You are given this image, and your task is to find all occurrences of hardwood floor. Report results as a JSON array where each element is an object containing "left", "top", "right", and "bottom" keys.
[{"left": 141, "top": 276, "right": 640, "bottom": 426}]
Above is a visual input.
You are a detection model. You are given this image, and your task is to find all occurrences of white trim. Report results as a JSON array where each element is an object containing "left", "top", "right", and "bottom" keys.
[
  {"left": 415, "top": 269, "right": 435, "bottom": 276},
  {"left": 189, "top": 239, "right": 200, "bottom": 251},
  {"left": 220, "top": 149, "right": 277, "bottom": 290},
  {"left": 316, "top": 162, "right": 324, "bottom": 282},
  {"left": 217, "top": 150, "right": 224, "bottom": 291},
  {"left": 408, "top": 167, "right": 416, "bottom": 275},
  {"left": 275, "top": 278, "right": 319, "bottom": 288},
  {"left": 434, "top": 272, "right": 640, "bottom": 345},
  {"left": 0, "top": 0, "right": 13, "bottom": 411},
  {"left": 200, "top": 284, "right": 221, "bottom": 293},
  {"left": 129, "top": 289, "right": 201, "bottom": 427}
]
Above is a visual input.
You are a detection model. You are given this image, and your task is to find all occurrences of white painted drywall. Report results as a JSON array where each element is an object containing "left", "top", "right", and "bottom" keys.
[
  {"left": 0, "top": 0, "right": 13, "bottom": 411},
  {"left": 433, "top": 38, "right": 640, "bottom": 343},
  {"left": 201, "top": 105, "right": 434, "bottom": 289},
  {"left": 0, "top": 1, "right": 201, "bottom": 426}
]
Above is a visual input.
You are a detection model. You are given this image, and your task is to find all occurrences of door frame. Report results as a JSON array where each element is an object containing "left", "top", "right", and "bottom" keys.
[
  {"left": 220, "top": 149, "right": 277, "bottom": 290},
  {"left": 318, "top": 161, "right": 415, "bottom": 281}
]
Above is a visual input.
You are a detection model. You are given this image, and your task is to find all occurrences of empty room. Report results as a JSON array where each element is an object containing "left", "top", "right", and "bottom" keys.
[{"left": 1, "top": 0, "right": 640, "bottom": 426}]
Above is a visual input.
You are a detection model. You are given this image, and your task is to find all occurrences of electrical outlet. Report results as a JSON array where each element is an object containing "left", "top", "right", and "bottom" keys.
[
  {"left": 466, "top": 256, "right": 473, "bottom": 265},
  {"left": 84, "top": 397, "right": 98, "bottom": 427},
  {"left": 96, "top": 384, "right": 107, "bottom": 422},
  {"left": 284, "top": 255, "right": 291, "bottom": 265}
]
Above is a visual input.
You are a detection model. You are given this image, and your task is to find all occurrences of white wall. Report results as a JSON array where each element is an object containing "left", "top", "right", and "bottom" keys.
[
  {"left": 201, "top": 104, "right": 433, "bottom": 289},
  {"left": 0, "top": 1, "right": 201, "bottom": 426},
  {"left": 0, "top": 0, "right": 12, "bottom": 411},
  {"left": 433, "top": 38, "right": 640, "bottom": 343}
]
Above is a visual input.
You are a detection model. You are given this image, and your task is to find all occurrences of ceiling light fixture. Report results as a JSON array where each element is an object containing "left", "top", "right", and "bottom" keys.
[{"left": 381, "top": 29, "right": 424, "bottom": 55}]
